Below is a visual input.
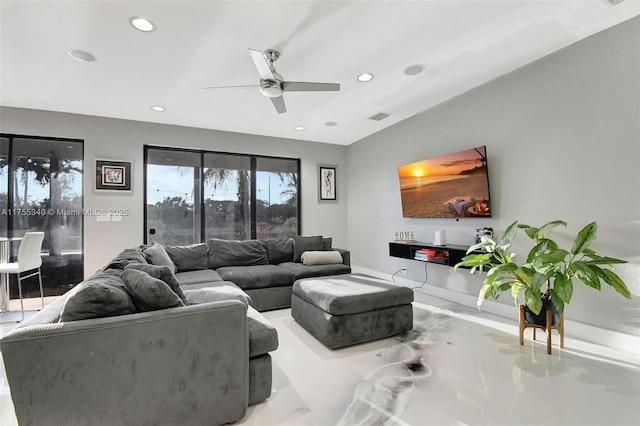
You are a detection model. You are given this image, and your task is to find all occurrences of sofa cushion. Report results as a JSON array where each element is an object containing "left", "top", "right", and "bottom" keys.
[
  {"left": 278, "top": 262, "right": 352, "bottom": 281},
  {"left": 301, "top": 250, "right": 343, "bottom": 266},
  {"left": 265, "top": 238, "right": 294, "bottom": 265},
  {"left": 247, "top": 306, "right": 279, "bottom": 357},
  {"left": 183, "top": 281, "right": 252, "bottom": 307},
  {"left": 322, "top": 237, "right": 332, "bottom": 250},
  {"left": 144, "top": 243, "right": 176, "bottom": 273},
  {"left": 164, "top": 243, "right": 208, "bottom": 272},
  {"left": 175, "top": 269, "right": 223, "bottom": 286},
  {"left": 208, "top": 238, "right": 268, "bottom": 269},
  {"left": 124, "top": 263, "right": 187, "bottom": 304},
  {"left": 293, "top": 235, "right": 323, "bottom": 263},
  {"left": 102, "top": 248, "right": 148, "bottom": 271},
  {"left": 121, "top": 269, "right": 185, "bottom": 312},
  {"left": 59, "top": 270, "right": 137, "bottom": 322},
  {"left": 216, "top": 265, "right": 296, "bottom": 290},
  {"left": 243, "top": 287, "right": 292, "bottom": 312}
]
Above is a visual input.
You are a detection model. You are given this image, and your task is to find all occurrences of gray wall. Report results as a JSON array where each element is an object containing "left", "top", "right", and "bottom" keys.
[
  {"left": 1, "top": 18, "right": 637, "bottom": 338},
  {"left": 346, "top": 18, "right": 640, "bottom": 335},
  {"left": 0, "top": 107, "right": 348, "bottom": 275}
]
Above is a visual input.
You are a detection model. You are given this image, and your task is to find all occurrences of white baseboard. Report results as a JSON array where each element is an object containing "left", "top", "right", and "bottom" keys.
[{"left": 352, "top": 265, "right": 640, "bottom": 356}]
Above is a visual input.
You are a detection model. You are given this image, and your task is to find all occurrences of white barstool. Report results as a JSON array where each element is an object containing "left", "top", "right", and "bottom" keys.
[{"left": 0, "top": 232, "right": 45, "bottom": 322}]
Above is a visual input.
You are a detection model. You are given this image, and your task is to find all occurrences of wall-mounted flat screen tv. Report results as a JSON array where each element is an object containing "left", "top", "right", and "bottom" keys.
[{"left": 398, "top": 145, "right": 491, "bottom": 218}]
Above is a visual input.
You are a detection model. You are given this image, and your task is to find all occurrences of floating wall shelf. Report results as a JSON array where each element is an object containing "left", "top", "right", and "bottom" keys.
[{"left": 388, "top": 241, "right": 477, "bottom": 268}]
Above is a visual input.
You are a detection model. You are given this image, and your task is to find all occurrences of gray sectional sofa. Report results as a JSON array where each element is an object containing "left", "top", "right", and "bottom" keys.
[
  {"left": 0, "top": 235, "right": 351, "bottom": 426},
  {"left": 162, "top": 235, "right": 351, "bottom": 311}
]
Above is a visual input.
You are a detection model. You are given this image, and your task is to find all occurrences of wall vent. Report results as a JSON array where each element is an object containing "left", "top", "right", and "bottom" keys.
[
  {"left": 601, "top": 0, "right": 625, "bottom": 6},
  {"left": 369, "top": 112, "right": 390, "bottom": 121}
]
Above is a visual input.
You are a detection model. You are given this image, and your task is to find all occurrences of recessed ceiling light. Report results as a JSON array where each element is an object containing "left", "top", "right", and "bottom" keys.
[
  {"left": 357, "top": 73, "right": 374, "bottom": 82},
  {"left": 151, "top": 105, "right": 166, "bottom": 112},
  {"left": 325, "top": 122, "right": 338, "bottom": 127},
  {"left": 68, "top": 49, "right": 96, "bottom": 62},
  {"left": 129, "top": 17, "right": 156, "bottom": 32},
  {"left": 294, "top": 126, "right": 305, "bottom": 131},
  {"left": 404, "top": 65, "right": 425, "bottom": 76}
]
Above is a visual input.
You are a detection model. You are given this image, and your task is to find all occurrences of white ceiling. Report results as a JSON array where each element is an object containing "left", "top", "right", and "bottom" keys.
[{"left": 1, "top": 1, "right": 638, "bottom": 145}]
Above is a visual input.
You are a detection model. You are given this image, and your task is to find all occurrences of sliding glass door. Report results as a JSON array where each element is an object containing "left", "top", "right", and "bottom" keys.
[
  {"left": 203, "top": 153, "right": 252, "bottom": 240},
  {"left": 145, "top": 146, "right": 299, "bottom": 244},
  {"left": 0, "top": 138, "right": 8, "bottom": 238},
  {"left": 145, "top": 149, "right": 201, "bottom": 245},
  {"left": 255, "top": 157, "right": 298, "bottom": 239},
  {"left": 0, "top": 134, "right": 84, "bottom": 298}
]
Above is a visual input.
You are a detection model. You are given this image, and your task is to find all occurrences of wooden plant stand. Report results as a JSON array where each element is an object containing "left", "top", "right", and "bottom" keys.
[{"left": 518, "top": 304, "right": 564, "bottom": 354}]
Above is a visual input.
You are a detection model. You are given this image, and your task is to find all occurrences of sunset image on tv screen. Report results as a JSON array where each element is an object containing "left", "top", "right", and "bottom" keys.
[{"left": 398, "top": 146, "right": 491, "bottom": 218}]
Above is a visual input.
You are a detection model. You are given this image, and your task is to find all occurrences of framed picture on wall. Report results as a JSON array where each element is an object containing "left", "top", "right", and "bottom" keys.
[
  {"left": 95, "top": 159, "right": 133, "bottom": 192},
  {"left": 318, "top": 165, "right": 337, "bottom": 202}
]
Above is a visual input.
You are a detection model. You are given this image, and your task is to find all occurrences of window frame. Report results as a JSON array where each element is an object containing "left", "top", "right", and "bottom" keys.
[
  {"left": 143, "top": 145, "right": 301, "bottom": 243},
  {"left": 0, "top": 132, "right": 85, "bottom": 295}
]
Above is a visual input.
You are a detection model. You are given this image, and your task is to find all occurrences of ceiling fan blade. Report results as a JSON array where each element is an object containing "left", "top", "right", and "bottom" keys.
[
  {"left": 282, "top": 81, "right": 340, "bottom": 92},
  {"left": 203, "top": 84, "right": 258, "bottom": 90},
  {"left": 249, "top": 48, "right": 276, "bottom": 81},
  {"left": 270, "top": 96, "right": 286, "bottom": 114}
]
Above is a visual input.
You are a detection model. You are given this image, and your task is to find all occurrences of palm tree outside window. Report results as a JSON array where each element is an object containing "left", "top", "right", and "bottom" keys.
[{"left": 145, "top": 146, "right": 300, "bottom": 245}]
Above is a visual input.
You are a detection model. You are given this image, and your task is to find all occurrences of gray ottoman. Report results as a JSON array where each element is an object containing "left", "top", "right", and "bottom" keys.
[{"left": 291, "top": 274, "right": 414, "bottom": 349}]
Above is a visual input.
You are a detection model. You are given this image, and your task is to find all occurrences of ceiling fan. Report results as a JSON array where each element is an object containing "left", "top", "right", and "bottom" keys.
[{"left": 204, "top": 48, "right": 340, "bottom": 114}]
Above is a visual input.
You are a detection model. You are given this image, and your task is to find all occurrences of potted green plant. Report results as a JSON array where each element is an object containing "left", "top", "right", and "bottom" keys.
[{"left": 454, "top": 220, "right": 631, "bottom": 324}]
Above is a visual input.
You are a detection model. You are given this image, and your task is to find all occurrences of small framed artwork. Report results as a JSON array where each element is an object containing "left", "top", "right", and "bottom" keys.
[
  {"left": 318, "top": 165, "right": 337, "bottom": 202},
  {"left": 95, "top": 159, "right": 132, "bottom": 192}
]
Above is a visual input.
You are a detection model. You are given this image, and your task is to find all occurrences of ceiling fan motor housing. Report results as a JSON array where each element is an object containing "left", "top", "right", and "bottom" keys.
[
  {"left": 259, "top": 70, "right": 284, "bottom": 98},
  {"left": 259, "top": 80, "right": 283, "bottom": 97},
  {"left": 258, "top": 50, "right": 284, "bottom": 98}
]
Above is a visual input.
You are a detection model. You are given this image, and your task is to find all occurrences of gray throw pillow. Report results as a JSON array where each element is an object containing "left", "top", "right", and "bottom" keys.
[
  {"left": 207, "top": 238, "right": 268, "bottom": 269},
  {"left": 144, "top": 243, "right": 176, "bottom": 273},
  {"left": 102, "top": 248, "right": 148, "bottom": 271},
  {"left": 164, "top": 243, "right": 208, "bottom": 272},
  {"left": 121, "top": 269, "right": 185, "bottom": 312},
  {"left": 293, "top": 235, "right": 323, "bottom": 263},
  {"left": 266, "top": 238, "right": 294, "bottom": 264},
  {"left": 322, "top": 237, "right": 333, "bottom": 250},
  {"left": 124, "top": 263, "right": 187, "bottom": 304},
  {"left": 60, "top": 271, "right": 137, "bottom": 322}
]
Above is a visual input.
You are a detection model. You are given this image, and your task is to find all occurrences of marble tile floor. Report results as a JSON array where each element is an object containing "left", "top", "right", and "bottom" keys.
[
  {"left": 1, "top": 294, "right": 639, "bottom": 426},
  {"left": 245, "top": 295, "right": 640, "bottom": 426}
]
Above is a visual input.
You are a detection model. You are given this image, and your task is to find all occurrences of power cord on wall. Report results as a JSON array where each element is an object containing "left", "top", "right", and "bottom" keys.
[
  {"left": 391, "top": 263, "right": 429, "bottom": 289},
  {"left": 411, "top": 261, "right": 429, "bottom": 289},
  {"left": 391, "top": 268, "right": 406, "bottom": 282}
]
